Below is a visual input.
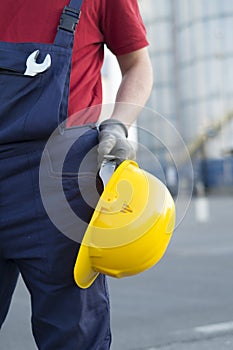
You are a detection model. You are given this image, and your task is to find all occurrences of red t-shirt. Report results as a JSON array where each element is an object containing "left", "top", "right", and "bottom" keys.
[{"left": 0, "top": 0, "right": 148, "bottom": 124}]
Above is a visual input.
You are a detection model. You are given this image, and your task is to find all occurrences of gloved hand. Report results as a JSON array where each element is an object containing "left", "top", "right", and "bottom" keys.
[{"left": 97, "top": 118, "right": 136, "bottom": 167}]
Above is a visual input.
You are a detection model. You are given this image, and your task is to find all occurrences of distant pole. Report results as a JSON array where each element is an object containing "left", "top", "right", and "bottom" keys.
[{"left": 194, "top": 182, "right": 210, "bottom": 223}]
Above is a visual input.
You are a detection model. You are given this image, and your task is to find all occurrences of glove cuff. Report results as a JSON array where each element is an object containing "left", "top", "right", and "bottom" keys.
[{"left": 99, "top": 118, "right": 128, "bottom": 137}]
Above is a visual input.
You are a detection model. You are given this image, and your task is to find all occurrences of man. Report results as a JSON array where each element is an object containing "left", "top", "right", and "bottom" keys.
[{"left": 0, "top": 1, "right": 153, "bottom": 349}]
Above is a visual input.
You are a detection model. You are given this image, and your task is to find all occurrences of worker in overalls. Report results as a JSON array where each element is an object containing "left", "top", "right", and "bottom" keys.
[{"left": 0, "top": 1, "right": 153, "bottom": 349}]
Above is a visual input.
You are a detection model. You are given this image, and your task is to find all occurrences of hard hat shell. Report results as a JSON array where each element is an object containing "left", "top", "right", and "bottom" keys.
[{"left": 74, "top": 160, "right": 175, "bottom": 289}]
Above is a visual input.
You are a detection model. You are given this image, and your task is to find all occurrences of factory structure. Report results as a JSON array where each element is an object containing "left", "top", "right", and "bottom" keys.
[{"left": 138, "top": 0, "right": 233, "bottom": 193}]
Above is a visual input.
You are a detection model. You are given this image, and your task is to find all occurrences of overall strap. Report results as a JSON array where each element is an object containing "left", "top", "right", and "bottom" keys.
[{"left": 54, "top": 0, "right": 84, "bottom": 49}]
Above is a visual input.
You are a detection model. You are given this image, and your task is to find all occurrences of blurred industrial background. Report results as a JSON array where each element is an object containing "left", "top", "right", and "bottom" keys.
[{"left": 103, "top": 0, "right": 233, "bottom": 195}]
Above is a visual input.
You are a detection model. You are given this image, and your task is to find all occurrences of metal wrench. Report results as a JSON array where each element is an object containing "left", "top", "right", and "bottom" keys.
[{"left": 24, "top": 50, "right": 51, "bottom": 76}]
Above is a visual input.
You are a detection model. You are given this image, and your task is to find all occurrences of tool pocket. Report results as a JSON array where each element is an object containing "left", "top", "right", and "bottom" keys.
[
  {"left": 39, "top": 126, "right": 101, "bottom": 223},
  {"left": 42, "top": 126, "right": 99, "bottom": 177},
  {"left": 0, "top": 39, "right": 74, "bottom": 143},
  {"left": 0, "top": 48, "right": 45, "bottom": 143}
]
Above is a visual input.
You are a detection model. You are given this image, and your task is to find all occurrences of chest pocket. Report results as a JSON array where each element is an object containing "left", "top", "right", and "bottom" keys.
[{"left": 0, "top": 48, "right": 46, "bottom": 143}]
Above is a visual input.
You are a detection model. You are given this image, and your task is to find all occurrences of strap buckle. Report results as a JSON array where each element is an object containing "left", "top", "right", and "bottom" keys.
[{"left": 58, "top": 6, "right": 81, "bottom": 34}]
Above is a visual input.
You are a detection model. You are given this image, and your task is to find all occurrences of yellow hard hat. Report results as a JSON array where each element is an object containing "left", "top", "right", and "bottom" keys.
[{"left": 74, "top": 160, "right": 175, "bottom": 289}]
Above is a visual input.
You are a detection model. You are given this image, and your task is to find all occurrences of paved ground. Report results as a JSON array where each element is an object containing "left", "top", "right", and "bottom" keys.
[{"left": 0, "top": 195, "right": 233, "bottom": 350}]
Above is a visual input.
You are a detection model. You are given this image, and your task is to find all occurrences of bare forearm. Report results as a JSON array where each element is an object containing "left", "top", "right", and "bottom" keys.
[{"left": 111, "top": 48, "right": 153, "bottom": 127}]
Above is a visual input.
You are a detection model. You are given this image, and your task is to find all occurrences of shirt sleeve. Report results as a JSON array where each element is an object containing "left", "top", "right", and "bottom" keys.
[{"left": 100, "top": 0, "right": 149, "bottom": 56}]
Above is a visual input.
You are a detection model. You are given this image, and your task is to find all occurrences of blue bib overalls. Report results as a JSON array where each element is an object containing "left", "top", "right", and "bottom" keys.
[{"left": 0, "top": 1, "right": 111, "bottom": 349}]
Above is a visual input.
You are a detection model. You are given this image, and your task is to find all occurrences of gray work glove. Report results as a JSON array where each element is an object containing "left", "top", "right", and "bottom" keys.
[{"left": 97, "top": 119, "right": 136, "bottom": 167}]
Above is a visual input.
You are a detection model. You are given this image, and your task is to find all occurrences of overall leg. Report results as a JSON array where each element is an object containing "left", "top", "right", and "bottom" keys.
[{"left": 17, "top": 223, "right": 111, "bottom": 350}]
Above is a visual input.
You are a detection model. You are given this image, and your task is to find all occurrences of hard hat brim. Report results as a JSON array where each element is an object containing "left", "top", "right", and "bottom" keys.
[{"left": 74, "top": 244, "right": 99, "bottom": 289}]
